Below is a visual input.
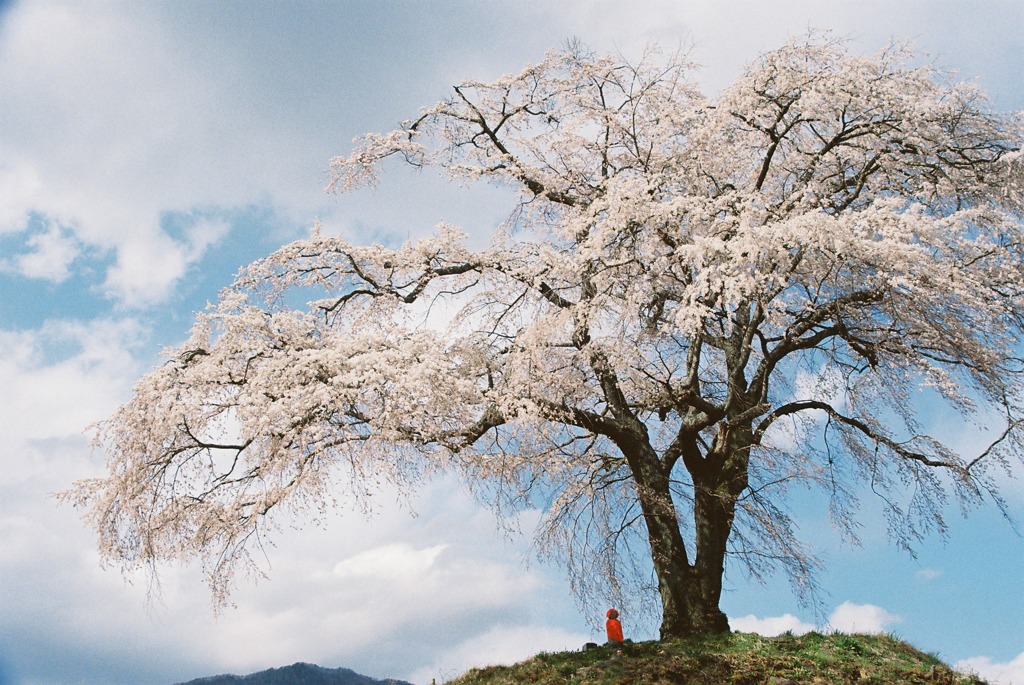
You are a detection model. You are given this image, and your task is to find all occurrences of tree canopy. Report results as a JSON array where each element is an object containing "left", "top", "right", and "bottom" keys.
[{"left": 68, "top": 36, "right": 1024, "bottom": 638}]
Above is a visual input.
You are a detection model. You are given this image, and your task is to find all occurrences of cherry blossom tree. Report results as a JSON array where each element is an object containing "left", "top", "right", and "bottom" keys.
[{"left": 68, "top": 36, "right": 1024, "bottom": 639}]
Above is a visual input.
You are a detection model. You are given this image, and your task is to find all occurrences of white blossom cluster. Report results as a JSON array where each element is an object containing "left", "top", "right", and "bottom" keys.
[{"left": 69, "top": 36, "right": 1024, "bottom": 620}]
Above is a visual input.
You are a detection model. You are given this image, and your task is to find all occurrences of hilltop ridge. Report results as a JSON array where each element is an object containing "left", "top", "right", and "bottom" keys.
[{"left": 447, "top": 632, "right": 988, "bottom": 685}]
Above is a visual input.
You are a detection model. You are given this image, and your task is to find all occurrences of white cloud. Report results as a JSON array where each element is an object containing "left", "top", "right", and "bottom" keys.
[
  {"left": 553, "top": 0, "right": 1023, "bottom": 108},
  {"left": 955, "top": 652, "right": 1024, "bottom": 685},
  {"left": 332, "top": 542, "right": 448, "bottom": 579},
  {"left": 2, "top": 0, "right": 1019, "bottom": 311},
  {"left": 0, "top": 2, "right": 309, "bottom": 305},
  {"left": 184, "top": 217, "right": 233, "bottom": 261},
  {"left": 732, "top": 601, "right": 902, "bottom": 638},
  {"left": 405, "top": 623, "right": 593, "bottom": 685},
  {"left": 0, "top": 161, "right": 40, "bottom": 234},
  {"left": 826, "top": 601, "right": 901, "bottom": 634},
  {"left": 2, "top": 221, "right": 83, "bottom": 282},
  {"left": 6, "top": 0, "right": 1015, "bottom": 310},
  {"left": 0, "top": 319, "right": 146, "bottom": 448},
  {"left": 730, "top": 613, "right": 815, "bottom": 636},
  {"left": 99, "top": 231, "right": 195, "bottom": 305},
  {"left": 915, "top": 568, "right": 943, "bottom": 581},
  {"left": 0, "top": 2, "right": 526, "bottom": 307}
]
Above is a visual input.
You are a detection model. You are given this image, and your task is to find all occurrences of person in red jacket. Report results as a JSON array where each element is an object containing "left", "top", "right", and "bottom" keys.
[{"left": 606, "top": 608, "right": 624, "bottom": 645}]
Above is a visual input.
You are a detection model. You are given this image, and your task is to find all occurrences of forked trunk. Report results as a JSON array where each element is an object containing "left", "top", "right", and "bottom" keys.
[
  {"left": 623, "top": 438, "right": 736, "bottom": 640},
  {"left": 625, "top": 425, "right": 749, "bottom": 639},
  {"left": 636, "top": 478, "right": 735, "bottom": 639}
]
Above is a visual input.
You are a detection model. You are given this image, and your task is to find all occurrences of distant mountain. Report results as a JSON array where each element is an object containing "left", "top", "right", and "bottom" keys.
[{"left": 172, "top": 661, "right": 415, "bottom": 685}]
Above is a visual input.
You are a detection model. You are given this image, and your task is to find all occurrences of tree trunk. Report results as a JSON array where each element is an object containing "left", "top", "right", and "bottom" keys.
[
  {"left": 617, "top": 420, "right": 749, "bottom": 639},
  {"left": 689, "top": 422, "right": 754, "bottom": 634},
  {"left": 689, "top": 482, "right": 735, "bottom": 633},
  {"left": 617, "top": 435, "right": 709, "bottom": 640},
  {"left": 634, "top": 474, "right": 697, "bottom": 640}
]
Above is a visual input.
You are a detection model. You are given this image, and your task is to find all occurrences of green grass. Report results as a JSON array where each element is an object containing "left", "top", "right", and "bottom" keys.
[{"left": 448, "top": 632, "right": 986, "bottom": 684}]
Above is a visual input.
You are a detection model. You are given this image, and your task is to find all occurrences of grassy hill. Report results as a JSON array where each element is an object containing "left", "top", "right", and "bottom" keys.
[{"left": 448, "top": 632, "right": 987, "bottom": 685}]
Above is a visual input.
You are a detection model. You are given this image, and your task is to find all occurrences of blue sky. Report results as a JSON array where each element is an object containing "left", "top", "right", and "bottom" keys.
[{"left": 1, "top": 2, "right": 1022, "bottom": 684}]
